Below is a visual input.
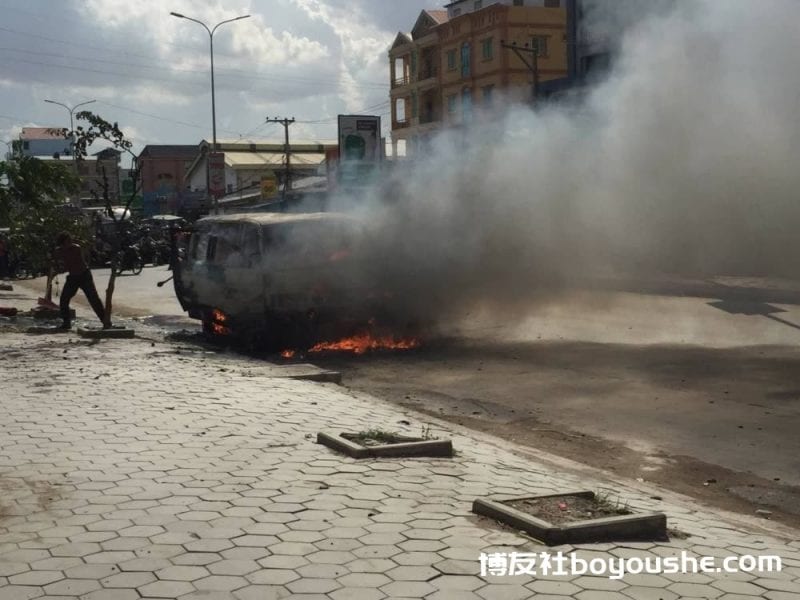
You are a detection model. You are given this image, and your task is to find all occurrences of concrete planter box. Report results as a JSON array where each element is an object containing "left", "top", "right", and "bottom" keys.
[
  {"left": 317, "top": 431, "right": 453, "bottom": 459},
  {"left": 78, "top": 326, "right": 135, "bottom": 339},
  {"left": 473, "top": 491, "right": 667, "bottom": 546}
]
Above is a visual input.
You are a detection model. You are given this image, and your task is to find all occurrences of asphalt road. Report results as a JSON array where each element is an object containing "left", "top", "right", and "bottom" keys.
[
  {"left": 15, "top": 269, "right": 800, "bottom": 523},
  {"left": 16, "top": 265, "right": 195, "bottom": 329}
]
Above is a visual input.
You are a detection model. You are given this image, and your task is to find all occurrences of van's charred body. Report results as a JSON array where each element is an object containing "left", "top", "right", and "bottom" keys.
[{"left": 173, "top": 212, "right": 403, "bottom": 350}]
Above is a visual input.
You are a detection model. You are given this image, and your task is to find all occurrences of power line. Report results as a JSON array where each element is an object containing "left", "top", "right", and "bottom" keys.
[
  {"left": 93, "top": 101, "right": 241, "bottom": 137},
  {"left": 297, "top": 101, "right": 390, "bottom": 124},
  {"left": 3, "top": 54, "right": 392, "bottom": 106},
  {"left": 0, "top": 46, "right": 390, "bottom": 92},
  {"left": 0, "top": 13, "right": 393, "bottom": 88},
  {"left": 4, "top": 56, "right": 208, "bottom": 89}
]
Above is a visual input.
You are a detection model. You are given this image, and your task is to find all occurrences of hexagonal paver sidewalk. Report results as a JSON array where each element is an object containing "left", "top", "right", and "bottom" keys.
[{"left": 0, "top": 327, "right": 799, "bottom": 599}]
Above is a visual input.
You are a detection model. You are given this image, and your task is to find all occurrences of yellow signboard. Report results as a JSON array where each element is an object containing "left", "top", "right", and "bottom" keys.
[{"left": 261, "top": 171, "right": 277, "bottom": 199}]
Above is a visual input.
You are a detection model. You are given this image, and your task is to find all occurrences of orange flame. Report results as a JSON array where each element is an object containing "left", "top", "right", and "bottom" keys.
[
  {"left": 211, "top": 322, "right": 231, "bottom": 336},
  {"left": 208, "top": 308, "right": 230, "bottom": 335},
  {"left": 281, "top": 350, "right": 296, "bottom": 359},
  {"left": 308, "top": 333, "right": 420, "bottom": 355}
]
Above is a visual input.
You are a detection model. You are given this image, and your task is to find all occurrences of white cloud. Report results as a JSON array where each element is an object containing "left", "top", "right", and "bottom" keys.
[
  {"left": 290, "top": 0, "right": 395, "bottom": 109},
  {"left": 1, "top": 0, "right": 420, "bottom": 150}
]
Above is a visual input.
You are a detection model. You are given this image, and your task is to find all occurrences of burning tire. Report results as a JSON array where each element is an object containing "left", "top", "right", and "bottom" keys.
[{"left": 201, "top": 309, "right": 317, "bottom": 354}]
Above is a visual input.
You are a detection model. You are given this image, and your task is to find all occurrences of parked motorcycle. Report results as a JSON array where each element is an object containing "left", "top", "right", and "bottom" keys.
[
  {"left": 139, "top": 234, "right": 171, "bottom": 266},
  {"left": 113, "top": 244, "right": 144, "bottom": 276}
]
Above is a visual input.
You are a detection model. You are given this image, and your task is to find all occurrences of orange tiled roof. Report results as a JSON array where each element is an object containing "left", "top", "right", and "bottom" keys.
[
  {"left": 20, "top": 127, "right": 66, "bottom": 140},
  {"left": 425, "top": 9, "right": 449, "bottom": 24}
]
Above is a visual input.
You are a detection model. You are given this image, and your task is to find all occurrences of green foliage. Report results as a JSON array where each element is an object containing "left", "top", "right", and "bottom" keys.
[
  {"left": 69, "top": 112, "right": 133, "bottom": 160},
  {"left": 66, "top": 110, "right": 142, "bottom": 320},
  {"left": 10, "top": 204, "right": 90, "bottom": 276},
  {"left": 68, "top": 111, "right": 140, "bottom": 221},
  {"left": 0, "top": 156, "right": 79, "bottom": 226},
  {"left": 0, "top": 156, "right": 85, "bottom": 274}
]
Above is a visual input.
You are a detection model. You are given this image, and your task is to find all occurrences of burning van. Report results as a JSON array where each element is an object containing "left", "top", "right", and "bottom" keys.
[{"left": 173, "top": 212, "right": 386, "bottom": 349}]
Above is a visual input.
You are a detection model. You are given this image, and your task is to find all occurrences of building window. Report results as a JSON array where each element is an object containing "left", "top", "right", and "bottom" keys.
[
  {"left": 513, "top": 0, "right": 523, "bottom": 5},
  {"left": 447, "top": 94, "right": 458, "bottom": 114},
  {"left": 482, "top": 37, "right": 493, "bottom": 60},
  {"left": 531, "top": 35, "right": 549, "bottom": 57},
  {"left": 474, "top": 0, "right": 482, "bottom": 9},
  {"left": 482, "top": 84, "right": 494, "bottom": 105},
  {"left": 545, "top": 0, "right": 560, "bottom": 6},
  {"left": 462, "top": 88, "right": 473, "bottom": 120},
  {"left": 395, "top": 98, "right": 406, "bottom": 122},
  {"left": 447, "top": 49, "right": 457, "bottom": 71},
  {"left": 461, "top": 43, "right": 471, "bottom": 78}
]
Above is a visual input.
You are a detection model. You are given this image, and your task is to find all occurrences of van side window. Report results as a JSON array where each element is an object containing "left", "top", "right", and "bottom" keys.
[
  {"left": 243, "top": 227, "right": 261, "bottom": 262},
  {"left": 206, "top": 236, "right": 218, "bottom": 261},
  {"left": 208, "top": 224, "right": 244, "bottom": 265},
  {"left": 192, "top": 232, "right": 209, "bottom": 261}
]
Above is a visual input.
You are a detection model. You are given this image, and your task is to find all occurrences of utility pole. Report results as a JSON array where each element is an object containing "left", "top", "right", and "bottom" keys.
[
  {"left": 1, "top": 140, "right": 14, "bottom": 161},
  {"left": 500, "top": 40, "right": 540, "bottom": 103},
  {"left": 265, "top": 117, "right": 295, "bottom": 203}
]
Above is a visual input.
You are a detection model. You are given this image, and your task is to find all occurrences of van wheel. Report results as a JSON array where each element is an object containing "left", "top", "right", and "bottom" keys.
[
  {"left": 292, "top": 313, "right": 319, "bottom": 352},
  {"left": 238, "top": 319, "right": 283, "bottom": 353}
]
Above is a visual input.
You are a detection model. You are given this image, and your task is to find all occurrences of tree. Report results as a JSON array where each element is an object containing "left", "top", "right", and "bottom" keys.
[
  {"left": 66, "top": 111, "right": 141, "bottom": 324},
  {"left": 0, "top": 156, "right": 85, "bottom": 296}
]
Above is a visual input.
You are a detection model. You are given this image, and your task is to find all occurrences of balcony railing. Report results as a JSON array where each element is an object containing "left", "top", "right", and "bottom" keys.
[{"left": 392, "top": 75, "right": 410, "bottom": 88}]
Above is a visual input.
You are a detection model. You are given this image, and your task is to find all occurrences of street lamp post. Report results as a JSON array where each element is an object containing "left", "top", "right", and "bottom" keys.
[
  {"left": 43, "top": 99, "right": 96, "bottom": 206},
  {"left": 1, "top": 140, "right": 13, "bottom": 161},
  {"left": 170, "top": 11, "right": 250, "bottom": 213},
  {"left": 44, "top": 99, "right": 96, "bottom": 159}
]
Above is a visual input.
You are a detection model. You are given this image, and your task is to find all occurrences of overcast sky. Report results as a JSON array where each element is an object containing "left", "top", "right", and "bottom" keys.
[{"left": 0, "top": 0, "right": 434, "bottom": 154}]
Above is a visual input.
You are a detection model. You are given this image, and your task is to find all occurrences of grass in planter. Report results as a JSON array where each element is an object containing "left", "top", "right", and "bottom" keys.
[
  {"left": 504, "top": 492, "right": 633, "bottom": 527},
  {"left": 342, "top": 428, "right": 426, "bottom": 447}
]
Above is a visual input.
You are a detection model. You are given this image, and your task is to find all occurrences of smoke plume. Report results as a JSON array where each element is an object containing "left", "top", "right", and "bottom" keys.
[{"left": 333, "top": 0, "right": 800, "bottom": 322}]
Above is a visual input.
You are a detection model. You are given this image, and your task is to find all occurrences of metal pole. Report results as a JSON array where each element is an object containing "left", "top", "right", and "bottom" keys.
[
  {"left": 210, "top": 32, "right": 217, "bottom": 151},
  {"left": 266, "top": 117, "right": 295, "bottom": 204},
  {"left": 1, "top": 140, "right": 12, "bottom": 161},
  {"left": 170, "top": 12, "right": 250, "bottom": 213}
]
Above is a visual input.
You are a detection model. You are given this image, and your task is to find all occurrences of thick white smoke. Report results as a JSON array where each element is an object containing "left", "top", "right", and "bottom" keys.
[{"left": 333, "top": 0, "right": 800, "bottom": 320}]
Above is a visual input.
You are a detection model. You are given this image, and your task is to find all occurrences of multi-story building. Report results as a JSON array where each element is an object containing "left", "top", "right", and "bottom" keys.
[
  {"left": 136, "top": 145, "right": 200, "bottom": 216},
  {"left": 17, "top": 127, "right": 73, "bottom": 158},
  {"left": 389, "top": 0, "right": 568, "bottom": 156}
]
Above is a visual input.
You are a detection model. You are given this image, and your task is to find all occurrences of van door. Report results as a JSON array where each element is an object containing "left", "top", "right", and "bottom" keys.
[{"left": 217, "top": 223, "right": 266, "bottom": 321}]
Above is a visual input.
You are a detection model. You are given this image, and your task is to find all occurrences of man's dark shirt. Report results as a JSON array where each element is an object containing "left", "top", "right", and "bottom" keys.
[{"left": 55, "top": 243, "right": 88, "bottom": 276}]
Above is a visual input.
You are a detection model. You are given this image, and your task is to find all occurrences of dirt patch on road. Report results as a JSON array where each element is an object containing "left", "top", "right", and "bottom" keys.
[
  {"left": 0, "top": 477, "right": 64, "bottom": 522},
  {"left": 320, "top": 338, "right": 800, "bottom": 530},
  {"left": 426, "top": 409, "right": 800, "bottom": 529}
]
